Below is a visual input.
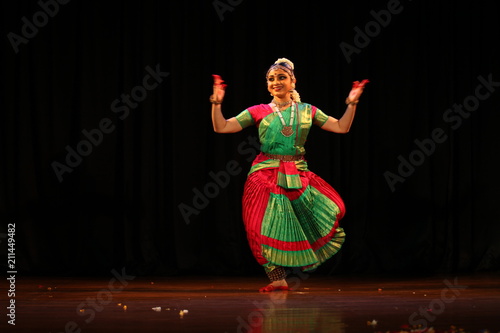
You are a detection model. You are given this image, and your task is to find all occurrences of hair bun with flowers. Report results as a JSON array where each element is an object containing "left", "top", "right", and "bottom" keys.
[
  {"left": 268, "top": 57, "right": 302, "bottom": 103},
  {"left": 274, "top": 58, "right": 294, "bottom": 70}
]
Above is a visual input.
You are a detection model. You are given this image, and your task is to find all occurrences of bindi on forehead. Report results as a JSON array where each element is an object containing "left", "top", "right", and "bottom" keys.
[{"left": 267, "top": 69, "right": 289, "bottom": 78}]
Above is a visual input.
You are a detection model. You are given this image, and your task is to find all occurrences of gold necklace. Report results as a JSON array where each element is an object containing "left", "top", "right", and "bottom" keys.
[{"left": 271, "top": 102, "right": 295, "bottom": 137}]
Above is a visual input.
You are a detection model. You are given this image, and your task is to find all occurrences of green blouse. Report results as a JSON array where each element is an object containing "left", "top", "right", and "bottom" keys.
[{"left": 235, "top": 102, "right": 329, "bottom": 156}]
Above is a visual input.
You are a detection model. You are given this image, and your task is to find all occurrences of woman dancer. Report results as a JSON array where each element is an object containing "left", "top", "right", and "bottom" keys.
[{"left": 210, "top": 58, "right": 368, "bottom": 292}]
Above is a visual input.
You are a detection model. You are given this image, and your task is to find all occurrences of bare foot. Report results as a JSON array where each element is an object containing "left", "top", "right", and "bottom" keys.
[
  {"left": 270, "top": 279, "right": 288, "bottom": 288},
  {"left": 259, "top": 279, "right": 289, "bottom": 292}
]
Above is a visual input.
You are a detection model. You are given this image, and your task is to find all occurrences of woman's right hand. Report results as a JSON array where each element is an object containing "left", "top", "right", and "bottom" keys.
[{"left": 210, "top": 74, "right": 227, "bottom": 104}]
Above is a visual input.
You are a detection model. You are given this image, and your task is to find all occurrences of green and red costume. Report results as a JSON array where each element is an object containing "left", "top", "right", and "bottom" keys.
[{"left": 235, "top": 102, "right": 346, "bottom": 273}]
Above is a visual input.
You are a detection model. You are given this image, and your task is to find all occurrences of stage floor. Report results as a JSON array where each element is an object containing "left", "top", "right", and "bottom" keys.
[{"left": 4, "top": 273, "right": 500, "bottom": 333}]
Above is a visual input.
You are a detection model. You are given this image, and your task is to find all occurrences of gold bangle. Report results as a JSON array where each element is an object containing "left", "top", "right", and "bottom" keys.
[
  {"left": 209, "top": 96, "right": 222, "bottom": 104},
  {"left": 345, "top": 97, "right": 359, "bottom": 105}
]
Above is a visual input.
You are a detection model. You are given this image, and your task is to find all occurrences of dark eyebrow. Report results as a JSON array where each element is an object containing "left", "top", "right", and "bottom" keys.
[
  {"left": 267, "top": 73, "right": 287, "bottom": 77},
  {"left": 266, "top": 72, "right": 288, "bottom": 80}
]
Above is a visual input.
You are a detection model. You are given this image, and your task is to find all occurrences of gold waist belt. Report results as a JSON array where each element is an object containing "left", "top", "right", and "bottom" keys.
[{"left": 263, "top": 153, "right": 304, "bottom": 161}]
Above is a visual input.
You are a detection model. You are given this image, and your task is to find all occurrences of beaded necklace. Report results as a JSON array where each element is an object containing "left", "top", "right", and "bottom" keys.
[{"left": 271, "top": 101, "right": 295, "bottom": 137}]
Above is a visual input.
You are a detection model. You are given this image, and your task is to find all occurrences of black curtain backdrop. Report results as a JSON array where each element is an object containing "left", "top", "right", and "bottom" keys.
[{"left": 1, "top": 0, "right": 500, "bottom": 277}]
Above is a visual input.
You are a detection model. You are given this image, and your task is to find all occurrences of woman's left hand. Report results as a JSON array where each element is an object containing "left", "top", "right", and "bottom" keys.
[{"left": 346, "top": 79, "right": 369, "bottom": 104}]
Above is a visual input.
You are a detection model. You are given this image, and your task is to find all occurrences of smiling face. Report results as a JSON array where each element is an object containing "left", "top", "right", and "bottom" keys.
[{"left": 267, "top": 68, "right": 296, "bottom": 99}]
